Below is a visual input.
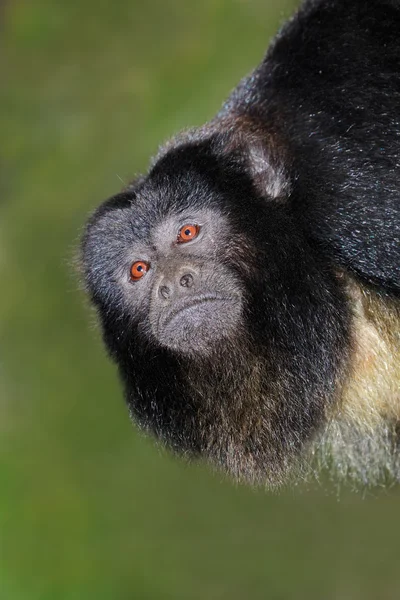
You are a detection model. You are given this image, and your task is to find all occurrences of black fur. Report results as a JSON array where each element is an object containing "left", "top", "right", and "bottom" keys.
[
  {"left": 82, "top": 0, "right": 400, "bottom": 486},
  {"left": 223, "top": 0, "right": 400, "bottom": 293}
]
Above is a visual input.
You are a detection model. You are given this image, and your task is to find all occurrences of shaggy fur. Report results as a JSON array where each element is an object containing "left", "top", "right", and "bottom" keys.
[{"left": 82, "top": 0, "right": 400, "bottom": 488}]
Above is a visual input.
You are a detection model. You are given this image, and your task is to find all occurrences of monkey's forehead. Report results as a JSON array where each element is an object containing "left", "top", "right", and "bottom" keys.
[{"left": 88, "top": 201, "right": 230, "bottom": 247}]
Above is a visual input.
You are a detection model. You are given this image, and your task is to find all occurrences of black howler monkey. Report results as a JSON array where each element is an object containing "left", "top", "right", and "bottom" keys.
[{"left": 82, "top": 0, "right": 400, "bottom": 488}]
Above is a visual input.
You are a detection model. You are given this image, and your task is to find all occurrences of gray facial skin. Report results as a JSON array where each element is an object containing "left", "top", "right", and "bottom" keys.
[
  {"left": 86, "top": 206, "right": 244, "bottom": 357},
  {"left": 138, "top": 213, "right": 244, "bottom": 355}
]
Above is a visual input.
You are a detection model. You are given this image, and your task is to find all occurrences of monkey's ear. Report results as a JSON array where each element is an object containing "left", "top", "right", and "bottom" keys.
[
  {"left": 217, "top": 120, "right": 291, "bottom": 200},
  {"left": 244, "top": 138, "right": 290, "bottom": 200}
]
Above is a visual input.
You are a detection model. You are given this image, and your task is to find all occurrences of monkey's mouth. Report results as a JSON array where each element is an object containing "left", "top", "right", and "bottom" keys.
[
  {"left": 155, "top": 294, "right": 242, "bottom": 355},
  {"left": 163, "top": 294, "right": 229, "bottom": 326}
]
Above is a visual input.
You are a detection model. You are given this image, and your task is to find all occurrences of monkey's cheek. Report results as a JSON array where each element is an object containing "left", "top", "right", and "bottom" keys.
[{"left": 155, "top": 301, "right": 242, "bottom": 356}]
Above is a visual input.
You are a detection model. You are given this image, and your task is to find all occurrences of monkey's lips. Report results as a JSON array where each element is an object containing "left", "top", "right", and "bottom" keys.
[{"left": 155, "top": 294, "right": 242, "bottom": 355}]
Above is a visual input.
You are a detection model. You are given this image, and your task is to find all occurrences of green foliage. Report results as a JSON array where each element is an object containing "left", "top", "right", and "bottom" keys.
[{"left": 1, "top": 1, "right": 400, "bottom": 598}]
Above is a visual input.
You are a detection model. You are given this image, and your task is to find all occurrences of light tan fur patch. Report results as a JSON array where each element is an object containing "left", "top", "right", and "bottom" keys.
[{"left": 314, "top": 274, "right": 400, "bottom": 485}]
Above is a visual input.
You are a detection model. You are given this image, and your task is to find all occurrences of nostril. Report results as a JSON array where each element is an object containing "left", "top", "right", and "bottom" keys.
[
  {"left": 180, "top": 273, "right": 194, "bottom": 288},
  {"left": 159, "top": 285, "right": 171, "bottom": 300}
]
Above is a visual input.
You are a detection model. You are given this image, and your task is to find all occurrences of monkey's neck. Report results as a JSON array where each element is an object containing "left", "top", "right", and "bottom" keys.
[{"left": 315, "top": 274, "right": 400, "bottom": 484}]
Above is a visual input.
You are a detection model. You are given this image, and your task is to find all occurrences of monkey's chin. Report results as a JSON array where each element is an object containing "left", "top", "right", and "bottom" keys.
[{"left": 155, "top": 297, "right": 242, "bottom": 356}]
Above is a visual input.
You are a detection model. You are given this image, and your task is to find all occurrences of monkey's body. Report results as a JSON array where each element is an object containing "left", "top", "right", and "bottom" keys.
[{"left": 82, "top": 0, "right": 400, "bottom": 487}]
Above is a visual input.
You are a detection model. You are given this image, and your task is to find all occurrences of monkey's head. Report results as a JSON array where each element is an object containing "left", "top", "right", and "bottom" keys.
[{"left": 82, "top": 131, "right": 350, "bottom": 487}]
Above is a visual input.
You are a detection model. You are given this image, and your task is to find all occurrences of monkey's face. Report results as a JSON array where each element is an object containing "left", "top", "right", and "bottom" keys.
[
  {"left": 82, "top": 139, "right": 350, "bottom": 486},
  {"left": 85, "top": 204, "right": 245, "bottom": 356}
]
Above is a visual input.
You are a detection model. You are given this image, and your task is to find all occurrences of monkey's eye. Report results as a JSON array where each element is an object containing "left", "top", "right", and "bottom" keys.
[
  {"left": 177, "top": 224, "right": 200, "bottom": 243},
  {"left": 130, "top": 261, "right": 149, "bottom": 281}
]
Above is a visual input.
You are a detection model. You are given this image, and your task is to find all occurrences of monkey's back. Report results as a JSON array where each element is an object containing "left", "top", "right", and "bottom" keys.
[{"left": 224, "top": 0, "right": 400, "bottom": 294}]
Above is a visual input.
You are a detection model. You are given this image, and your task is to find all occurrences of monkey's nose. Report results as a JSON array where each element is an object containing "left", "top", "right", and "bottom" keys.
[
  {"left": 180, "top": 273, "right": 194, "bottom": 288},
  {"left": 159, "top": 285, "right": 171, "bottom": 300},
  {"left": 158, "top": 271, "right": 195, "bottom": 300}
]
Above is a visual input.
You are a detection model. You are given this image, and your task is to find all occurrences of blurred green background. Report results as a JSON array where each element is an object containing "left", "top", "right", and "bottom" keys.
[{"left": 1, "top": 0, "right": 400, "bottom": 598}]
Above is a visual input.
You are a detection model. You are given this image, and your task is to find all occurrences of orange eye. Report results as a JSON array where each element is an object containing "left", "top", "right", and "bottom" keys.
[
  {"left": 130, "top": 261, "right": 149, "bottom": 280},
  {"left": 177, "top": 224, "right": 200, "bottom": 243}
]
